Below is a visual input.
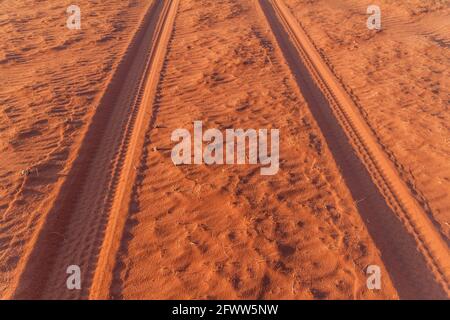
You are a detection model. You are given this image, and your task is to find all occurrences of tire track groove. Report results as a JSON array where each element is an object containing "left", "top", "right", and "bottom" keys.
[
  {"left": 8, "top": 0, "right": 178, "bottom": 299},
  {"left": 258, "top": 0, "right": 449, "bottom": 298}
]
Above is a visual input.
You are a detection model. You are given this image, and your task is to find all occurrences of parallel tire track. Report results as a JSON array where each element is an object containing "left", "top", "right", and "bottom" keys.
[
  {"left": 89, "top": 0, "right": 179, "bottom": 300},
  {"left": 258, "top": 0, "right": 449, "bottom": 298},
  {"left": 8, "top": 0, "right": 179, "bottom": 299}
]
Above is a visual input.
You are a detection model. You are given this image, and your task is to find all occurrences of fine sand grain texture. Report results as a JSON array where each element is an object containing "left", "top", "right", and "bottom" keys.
[
  {"left": 283, "top": 0, "right": 450, "bottom": 241},
  {"left": 0, "top": 0, "right": 152, "bottom": 298},
  {"left": 110, "top": 0, "right": 397, "bottom": 300},
  {"left": 258, "top": 0, "right": 448, "bottom": 298},
  {"left": 1, "top": 0, "right": 448, "bottom": 300}
]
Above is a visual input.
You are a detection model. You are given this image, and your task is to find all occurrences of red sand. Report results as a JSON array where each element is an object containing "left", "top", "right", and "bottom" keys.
[{"left": 0, "top": 0, "right": 448, "bottom": 300}]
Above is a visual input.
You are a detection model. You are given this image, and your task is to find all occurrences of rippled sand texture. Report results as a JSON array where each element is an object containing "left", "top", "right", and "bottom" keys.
[
  {"left": 111, "top": 0, "right": 396, "bottom": 300},
  {"left": 284, "top": 0, "right": 450, "bottom": 240},
  {"left": 1, "top": 0, "right": 448, "bottom": 300},
  {"left": 0, "top": 0, "right": 151, "bottom": 297}
]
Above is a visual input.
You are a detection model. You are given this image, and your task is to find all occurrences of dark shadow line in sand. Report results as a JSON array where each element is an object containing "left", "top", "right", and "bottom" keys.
[{"left": 259, "top": 0, "right": 447, "bottom": 300}]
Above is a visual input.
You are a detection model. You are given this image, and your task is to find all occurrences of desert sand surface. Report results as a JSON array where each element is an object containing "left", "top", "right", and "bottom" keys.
[
  {"left": 0, "top": 0, "right": 152, "bottom": 297},
  {"left": 109, "top": 0, "right": 395, "bottom": 300},
  {"left": 284, "top": 0, "right": 450, "bottom": 241},
  {"left": 0, "top": 0, "right": 448, "bottom": 300}
]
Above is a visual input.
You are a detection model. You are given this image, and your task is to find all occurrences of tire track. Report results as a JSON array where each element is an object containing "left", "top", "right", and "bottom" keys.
[
  {"left": 8, "top": 0, "right": 178, "bottom": 299},
  {"left": 257, "top": 0, "right": 449, "bottom": 298},
  {"left": 105, "top": 0, "right": 397, "bottom": 300},
  {"left": 90, "top": 0, "right": 179, "bottom": 300}
]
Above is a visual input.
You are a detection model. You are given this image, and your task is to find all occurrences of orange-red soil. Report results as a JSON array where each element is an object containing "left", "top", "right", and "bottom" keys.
[{"left": 0, "top": 0, "right": 448, "bottom": 300}]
